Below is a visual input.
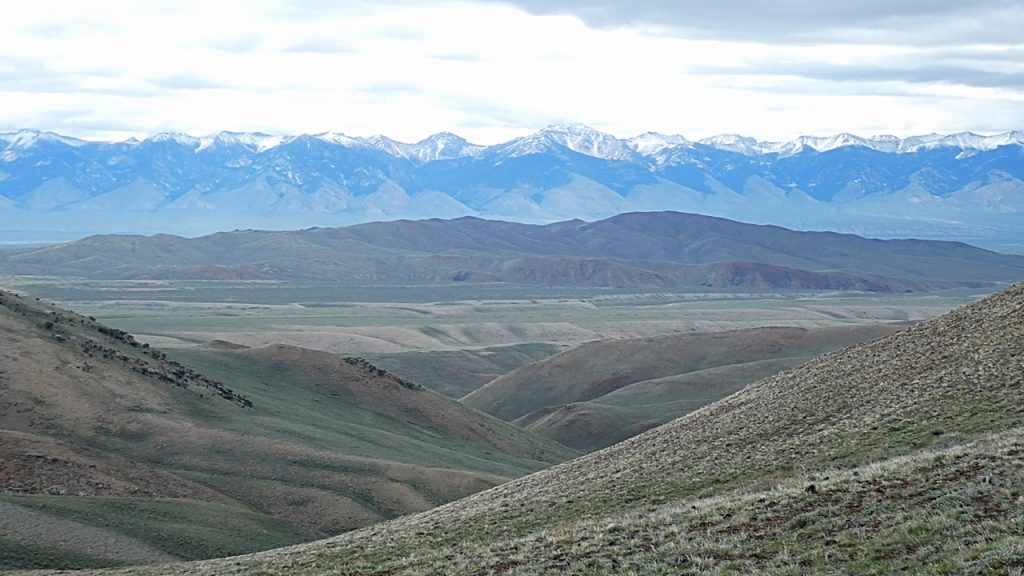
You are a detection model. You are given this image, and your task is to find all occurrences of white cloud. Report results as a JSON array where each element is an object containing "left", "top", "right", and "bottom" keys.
[{"left": 0, "top": 1, "right": 1021, "bottom": 143}]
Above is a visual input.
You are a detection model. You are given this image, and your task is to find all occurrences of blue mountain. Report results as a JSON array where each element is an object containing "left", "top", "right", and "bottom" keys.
[{"left": 1, "top": 125, "right": 1022, "bottom": 251}]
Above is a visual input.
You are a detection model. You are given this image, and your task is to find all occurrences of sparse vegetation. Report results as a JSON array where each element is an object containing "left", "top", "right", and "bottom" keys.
[
  {"left": 0, "top": 289, "right": 574, "bottom": 568},
  {"left": 40, "top": 282, "right": 1020, "bottom": 576}
]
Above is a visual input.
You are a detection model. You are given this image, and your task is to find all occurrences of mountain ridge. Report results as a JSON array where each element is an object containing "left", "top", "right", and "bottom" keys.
[
  {"left": 3, "top": 212, "right": 1023, "bottom": 291},
  {"left": 3, "top": 126, "right": 1023, "bottom": 250},
  {"left": 5, "top": 125, "right": 1023, "bottom": 158}
]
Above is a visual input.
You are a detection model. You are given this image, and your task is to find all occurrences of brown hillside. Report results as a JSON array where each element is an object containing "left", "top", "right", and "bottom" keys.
[
  {"left": 0, "top": 289, "right": 574, "bottom": 568},
  {"left": 4, "top": 212, "right": 1022, "bottom": 289},
  {"left": 464, "top": 324, "right": 903, "bottom": 422},
  {"left": 89, "top": 282, "right": 1023, "bottom": 575}
]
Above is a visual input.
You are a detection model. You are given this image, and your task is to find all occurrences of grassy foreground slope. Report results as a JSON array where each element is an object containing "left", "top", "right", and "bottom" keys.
[
  {"left": 83, "top": 282, "right": 1023, "bottom": 575},
  {"left": 466, "top": 324, "right": 904, "bottom": 450},
  {"left": 0, "top": 290, "right": 573, "bottom": 570}
]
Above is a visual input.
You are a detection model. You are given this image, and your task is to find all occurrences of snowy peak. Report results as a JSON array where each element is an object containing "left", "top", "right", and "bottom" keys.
[
  {"left": 147, "top": 132, "right": 202, "bottom": 148},
  {"left": 626, "top": 132, "right": 692, "bottom": 156},
  {"left": 314, "top": 132, "right": 361, "bottom": 148},
  {"left": 694, "top": 131, "right": 1024, "bottom": 156},
  {"left": 197, "top": 132, "right": 287, "bottom": 153},
  {"left": 5, "top": 128, "right": 1023, "bottom": 162},
  {"left": 0, "top": 129, "right": 86, "bottom": 150},
  {"left": 698, "top": 134, "right": 766, "bottom": 155},
  {"left": 501, "top": 124, "right": 638, "bottom": 161},
  {"left": 406, "top": 132, "right": 485, "bottom": 163}
]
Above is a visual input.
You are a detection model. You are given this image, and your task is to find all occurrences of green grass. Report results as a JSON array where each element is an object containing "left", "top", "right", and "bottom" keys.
[
  {"left": 0, "top": 288, "right": 576, "bottom": 570},
  {"left": 50, "top": 283, "right": 1020, "bottom": 576},
  {"left": 365, "top": 342, "right": 563, "bottom": 397},
  {"left": 167, "top": 348, "right": 574, "bottom": 477},
  {"left": 0, "top": 538, "right": 121, "bottom": 571},
  {"left": 0, "top": 495, "right": 317, "bottom": 568}
]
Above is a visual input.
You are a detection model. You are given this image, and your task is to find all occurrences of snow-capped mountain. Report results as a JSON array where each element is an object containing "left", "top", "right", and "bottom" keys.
[
  {"left": 196, "top": 132, "right": 287, "bottom": 153},
  {"left": 2, "top": 126, "right": 1023, "bottom": 251},
  {"left": 626, "top": 132, "right": 693, "bottom": 156},
  {"left": 364, "top": 132, "right": 486, "bottom": 163},
  {"left": 496, "top": 125, "right": 638, "bottom": 161}
]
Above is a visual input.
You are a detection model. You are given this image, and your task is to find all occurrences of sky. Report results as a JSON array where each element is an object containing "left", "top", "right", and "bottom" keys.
[{"left": 1, "top": 0, "right": 1022, "bottom": 144}]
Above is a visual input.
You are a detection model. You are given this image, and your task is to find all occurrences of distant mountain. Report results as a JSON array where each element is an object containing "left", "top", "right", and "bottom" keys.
[
  {"left": 3, "top": 212, "right": 1023, "bottom": 291},
  {"left": 2, "top": 126, "right": 1023, "bottom": 251}
]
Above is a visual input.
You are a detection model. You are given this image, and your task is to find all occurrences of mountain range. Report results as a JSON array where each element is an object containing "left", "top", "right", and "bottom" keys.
[
  {"left": 4, "top": 212, "right": 1024, "bottom": 291},
  {"left": 2, "top": 125, "right": 1023, "bottom": 251}
]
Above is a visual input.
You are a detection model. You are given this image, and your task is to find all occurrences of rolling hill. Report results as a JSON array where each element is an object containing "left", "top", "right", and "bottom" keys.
[
  {"left": 0, "top": 289, "right": 573, "bottom": 570},
  {"left": 3, "top": 212, "right": 1023, "bottom": 291},
  {"left": 464, "top": 324, "right": 904, "bottom": 450},
  {"left": 363, "top": 343, "right": 565, "bottom": 399},
  {"left": 70, "top": 281, "right": 1024, "bottom": 575}
]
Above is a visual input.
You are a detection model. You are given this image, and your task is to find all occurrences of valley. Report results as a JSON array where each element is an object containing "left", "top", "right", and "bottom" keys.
[
  {"left": 4, "top": 1, "right": 1023, "bottom": 573},
  {"left": 0, "top": 213, "right": 1017, "bottom": 572},
  {"left": 20, "top": 270, "right": 1021, "bottom": 576}
]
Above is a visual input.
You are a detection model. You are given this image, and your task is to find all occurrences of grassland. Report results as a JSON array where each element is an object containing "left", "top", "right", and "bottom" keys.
[
  {"left": 0, "top": 276, "right": 1005, "bottom": 572},
  {"left": 0, "top": 275, "right": 978, "bottom": 357},
  {"left": 40, "top": 282, "right": 1022, "bottom": 575},
  {"left": 467, "top": 324, "right": 906, "bottom": 451},
  {"left": 0, "top": 288, "right": 573, "bottom": 569},
  {"left": 0, "top": 496, "right": 315, "bottom": 570}
]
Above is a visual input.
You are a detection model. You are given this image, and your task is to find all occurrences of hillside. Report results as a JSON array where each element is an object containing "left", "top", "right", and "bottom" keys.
[
  {"left": 2, "top": 127, "right": 1023, "bottom": 251},
  {"left": 3, "top": 212, "right": 1023, "bottom": 291},
  {"left": 364, "top": 343, "right": 565, "bottom": 399},
  {"left": 78, "top": 282, "right": 1024, "bottom": 575},
  {"left": 0, "top": 290, "right": 573, "bottom": 570},
  {"left": 465, "top": 324, "right": 904, "bottom": 450}
]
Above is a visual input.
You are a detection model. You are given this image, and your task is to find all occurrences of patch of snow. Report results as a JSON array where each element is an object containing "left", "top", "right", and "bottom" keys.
[{"left": 627, "top": 132, "right": 692, "bottom": 156}]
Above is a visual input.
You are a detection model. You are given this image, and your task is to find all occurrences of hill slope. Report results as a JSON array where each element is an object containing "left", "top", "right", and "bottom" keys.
[
  {"left": 465, "top": 324, "right": 903, "bottom": 422},
  {"left": 0, "top": 290, "right": 573, "bottom": 570},
  {"left": 84, "top": 282, "right": 1024, "bottom": 575},
  {"left": 498, "top": 324, "right": 907, "bottom": 451},
  {"left": 3, "top": 212, "right": 1023, "bottom": 291}
]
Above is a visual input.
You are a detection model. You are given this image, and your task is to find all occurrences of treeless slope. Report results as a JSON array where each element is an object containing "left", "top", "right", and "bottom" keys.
[
  {"left": 364, "top": 343, "right": 563, "bottom": 398},
  {"left": 0, "top": 289, "right": 573, "bottom": 570},
  {"left": 219, "top": 343, "right": 574, "bottom": 463},
  {"left": 90, "top": 283, "right": 1023, "bottom": 575},
  {"left": 464, "top": 324, "right": 903, "bottom": 422}
]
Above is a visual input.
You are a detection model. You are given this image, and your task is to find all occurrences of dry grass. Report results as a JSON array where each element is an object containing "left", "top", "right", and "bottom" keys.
[
  {"left": 0, "top": 289, "right": 573, "bottom": 567},
  {"left": 465, "top": 324, "right": 904, "bottom": 451},
  {"left": 47, "top": 282, "right": 1023, "bottom": 575}
]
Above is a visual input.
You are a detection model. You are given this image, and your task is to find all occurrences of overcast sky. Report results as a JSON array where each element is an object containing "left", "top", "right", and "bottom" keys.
[{"left": 2, "top": 0, "right": 1022, "bottom": 143}]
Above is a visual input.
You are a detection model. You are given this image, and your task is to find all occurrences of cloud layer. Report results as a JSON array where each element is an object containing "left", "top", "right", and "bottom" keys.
[{"left": 1, "top": 0, "right": 1021, "bottom": 143}]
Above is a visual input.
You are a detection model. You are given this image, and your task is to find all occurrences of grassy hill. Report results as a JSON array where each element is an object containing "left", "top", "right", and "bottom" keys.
[
  {"left": 363, "top": 342, "right": 564, "bottom": 398},
  {"left": 72, "top": 282, "right": 1023, "bottom": 575},
  {"left": 0, "top": 289, "right": 573, "bottom": 570},
  {"left": 465, "top": 324, "right": 903, "bottom": 450}
]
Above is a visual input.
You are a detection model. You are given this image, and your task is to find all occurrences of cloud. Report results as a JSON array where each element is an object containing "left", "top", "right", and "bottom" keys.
[
  {"left": 694, "top": 62, "right": 1024, "bottom": 92},
  {"left": 0, "top": 1, "right": 1021, "bottom": 144},
  {"left": 285, "top": 39, "right": 355, "bottom": 54},
  {"left": 486, "top": 0, "right": 1024, "bottom": 45},
  {"left": 429, "top": 52, "right": 483, "bottom": 63},
  {"left": 152, "top": 75, "right": 231, "bottom": 91}
]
